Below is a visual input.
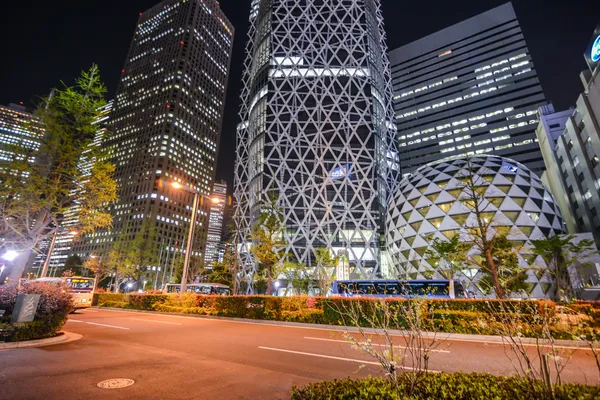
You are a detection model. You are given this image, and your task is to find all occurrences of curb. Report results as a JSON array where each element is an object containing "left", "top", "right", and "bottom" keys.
[
  {"left": 0, "top": 331, "right": 83, "bottom": 350},
  {"left": 93, "top": 307, "right": 592, "bottom": 348}
]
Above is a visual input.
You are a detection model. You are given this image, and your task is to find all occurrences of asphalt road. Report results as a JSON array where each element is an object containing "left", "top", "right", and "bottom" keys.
[{"left": 0, "top": 308, "right": 598, "bottom": 400}]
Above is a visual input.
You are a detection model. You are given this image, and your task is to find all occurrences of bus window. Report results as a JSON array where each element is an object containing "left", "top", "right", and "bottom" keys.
[
  {"left": 215, "top": 287, "right": 230, "bottom": 296},
  {"left": 357, "top": 282, "right": 376, "bottom": 295},
  {"left": 199, "top": 286, "right": 212, "bottom": 294},
  {"left": 403, "top": 282, "right": 450, "bottom": 297},
  {"left": 454, "top": 282, "right": 467, "bottom": 298},
  {"left": 375, "top": 282, "right": 400, "bottom": 295}
]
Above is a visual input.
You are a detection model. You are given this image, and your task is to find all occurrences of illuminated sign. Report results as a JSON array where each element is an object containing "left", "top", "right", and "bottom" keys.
[
  {"left": 330, "top": 164, "right": 353, "bottom": 180},
  {"left": 592, "top": 35, "right": 600, "bottom": 63},
  {"left": 503, "top": 164, "right": 518, "bottom": 173},
  {"left": 585, "top": 24, "right": 600, "bottom": 72}
]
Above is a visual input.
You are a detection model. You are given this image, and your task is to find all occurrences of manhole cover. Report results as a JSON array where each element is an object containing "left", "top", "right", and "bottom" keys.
[{"left": 97, "top": 379, "right": 135, "bottom": 389}]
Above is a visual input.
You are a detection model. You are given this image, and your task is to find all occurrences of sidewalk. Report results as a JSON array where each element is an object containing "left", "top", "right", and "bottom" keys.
[{"left": 93, "top": 307, "right": 592, "bottom": 349}]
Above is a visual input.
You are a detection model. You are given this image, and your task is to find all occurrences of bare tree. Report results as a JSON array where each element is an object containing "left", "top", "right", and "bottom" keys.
[{"left": 332, "top": 297, "right": 444, "bottom": 396}]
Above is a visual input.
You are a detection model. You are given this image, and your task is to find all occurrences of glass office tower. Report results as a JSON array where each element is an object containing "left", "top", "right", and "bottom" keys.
[
  {"left": 74, "top": 0, "right": 234, "bottom": 273},
  {"left": 389, "top": 2, "right": 547, "bottom": 176}
]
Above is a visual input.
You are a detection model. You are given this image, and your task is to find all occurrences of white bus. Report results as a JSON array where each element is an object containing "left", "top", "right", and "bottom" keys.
[{"left": 28, "top": 277, "right": 96, "bottom": 309}]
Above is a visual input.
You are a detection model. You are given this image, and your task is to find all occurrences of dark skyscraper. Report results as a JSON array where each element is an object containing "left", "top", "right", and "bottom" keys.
[
  {"left": 389, "top": 2, "right": 547, "bottom": 176},
  {"left": 234, "top": 0, "right": 399, "bottom": 282},
  {"left": 74, "top": 0, "right": 234, "bottom": 270}
]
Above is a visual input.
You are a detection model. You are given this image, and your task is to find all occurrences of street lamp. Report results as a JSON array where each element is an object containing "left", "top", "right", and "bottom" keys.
[
  {"left": 171, "top": 181, "right": 220, "bottom": 293},
  {"left": 2, "top": 251, "right": 19, "bottom": 262},
  {"left": 41, "top": 230, "right": 78, "bottom": 278}
]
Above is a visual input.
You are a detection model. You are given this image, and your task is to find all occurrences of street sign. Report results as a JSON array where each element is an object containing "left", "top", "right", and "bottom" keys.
[{"left": 12, "top": 294, "right": 41, "bottom": 323}]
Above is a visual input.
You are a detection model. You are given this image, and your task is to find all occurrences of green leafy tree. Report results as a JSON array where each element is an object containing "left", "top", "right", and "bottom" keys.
[
  {"left": 63, "top": 254, "right": 84, "bottom": 276},
  {"left": 425, "top": 236, "right": 470, "bottom": 279},
  {"left": 106, "top": 228, "right": 131, "bottom": 293},
  {"left": 207, "top": 262, "right": 233, "bottom": 286},
  {"left": 123, "top": 219, "right": 159, "bottom": 288},
  {"left": 251, "top": 195, "right": 286, "bottom": 294},
  {"left": 448, "top": 157, "right": 526, "bottom": 298},
  {"left": 313, "top": 248, "right": 339, "bottom": 295},
  {"left": 82, "top": 255, "right": 111, "bottom": 292},
  {"left": 0, "top": 65, "right": 117, "bottom": 284},
  {"left": 531, "top": 235, "right": 597, "bottom": 301}
]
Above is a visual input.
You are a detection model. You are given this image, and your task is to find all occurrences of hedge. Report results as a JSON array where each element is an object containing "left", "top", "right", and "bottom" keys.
[
  {"left": 93, "top": 294, "right": 600, "bottom": 339},
  {"left": 291, "top": 373, "right": 600, "bottom": 400}
]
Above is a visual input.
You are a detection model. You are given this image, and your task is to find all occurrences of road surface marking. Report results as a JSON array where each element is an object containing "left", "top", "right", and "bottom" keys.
[
  {"left": 85, "top": 322, "right": 130, "bottom": 330},
  {"left": 304, "top": 336, "right": 451, "bottom": 353},
  {"left": 67, "top": 319, "right": 85, "bottom": 323},
  {"left": 258, "top": 346, "right": 436, "bottom": 372},
  {"left": 130, "top": 318, "right": 182, "bottom": 325},
  {"left": 78, "top": 309, "right": 98, "bottom": 312}
]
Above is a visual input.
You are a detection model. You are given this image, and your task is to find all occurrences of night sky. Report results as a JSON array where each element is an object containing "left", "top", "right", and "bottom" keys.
[{"left": 2, "top": 0, "right": 599, "bottom": 188}]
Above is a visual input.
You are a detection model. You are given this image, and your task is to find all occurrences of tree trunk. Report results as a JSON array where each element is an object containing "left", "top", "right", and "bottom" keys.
[
  {"left": 267, "top": 266, "right": 273, "bottom": 296},
  {"left": 6, "top": 250, "right": 32, "bottom": 287},
  {"left": 485, "top": 250, "right": 505, "bottom": 299}
]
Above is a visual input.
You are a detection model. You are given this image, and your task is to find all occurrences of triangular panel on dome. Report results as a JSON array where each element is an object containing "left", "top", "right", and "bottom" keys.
[
  {"left": 441, "top": 229, "right": 460, "bottom": 239},
  {"left": 448, "top": 202, "right": 470, "bottom": 215},
  {"left": 492, "top": 174, "right": 515, "bottom": 186},
  {"left": 499, "top": 197, "right": 524, "bottom": 211},
  {"left": 426, "top": 205, "right": 447, "bottom": 219},
  {"left": 428, "top": 217, "right": 445, "bottom": 229},
  {"left": 502, "top": 211, "right": 520, "bottom": 223},
  {"left": 514, "top": 175, "right": 531, "bottom": 186},
  {"left": 415, "top": 196, "right": 432, "bottom": 209},
  {"left": 412, "top": 235, "right": 429, "bottom": 249},
  {"left": 418, "top": 219, "right": 437, "bottom": 234},
  {"left": 507, "top": 185, "right": 528, "bottom": 198},
  {"left": 407, "top": 188, "right": 422, "bottom": 200},
  {"left": 424, "top": 182, "right": 442, "bottom": 195},
  {"left": 451, "top": 213, "right": 470, "bottom": 226},
  {"left": 527, "top": 187, "right": 542, "bottom": 201},
  {"left": 400, "top": 201, "right": 414, "bottom": 214},
  {"left": 409, "top": 221, "right": 423, "bottom": 233},
  {"left": 515, "top": 211, "right": 536, "bottom": 227},
  {"left": 446, "top": 188, "right": 463, "bottom": 199},
  {"left": 508, "top": 225, "right": 528, "bottom": 240},
  {"left": 535, "top": 212, "right": 552, "bottom": 228},
  {"left": 518, "top": 225, "right": 535, "bottom": 237}
]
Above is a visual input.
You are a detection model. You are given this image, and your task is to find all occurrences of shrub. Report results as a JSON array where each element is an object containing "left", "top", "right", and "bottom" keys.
[
  {"left": 291, "top": 374, "right": 600, "bottom": 400},
  {"left": 0, "top": 282, "right": 73, "bottom": 342}
]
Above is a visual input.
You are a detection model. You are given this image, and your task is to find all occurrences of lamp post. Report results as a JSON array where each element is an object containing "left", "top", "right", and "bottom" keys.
[
  {"left": 41, "top": 230, "right": 78, "bottom": 278},
  {"left": 171, "top": 182, "right": 220, "bottom": 293}
]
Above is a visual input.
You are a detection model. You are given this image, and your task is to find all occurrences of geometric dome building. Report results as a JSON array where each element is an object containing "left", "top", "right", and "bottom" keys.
[{"left": 385, "top": 155, "right": 565, "bottom": 298}]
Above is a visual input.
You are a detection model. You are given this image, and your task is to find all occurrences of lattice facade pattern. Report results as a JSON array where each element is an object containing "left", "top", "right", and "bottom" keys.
[
  {"left": 234, "top": 0, "right": 399, "bottom": 286},
  {"left": 386, "top": 155, "right": 565, "bottom": 298}
]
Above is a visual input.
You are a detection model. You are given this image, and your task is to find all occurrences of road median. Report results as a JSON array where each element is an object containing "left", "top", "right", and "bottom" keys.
[{"left": 0, "top": 330, "right": 82, "bottom": 350}]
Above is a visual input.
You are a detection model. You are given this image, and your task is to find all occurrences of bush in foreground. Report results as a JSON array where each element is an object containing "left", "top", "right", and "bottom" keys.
[
  {"left": 0, "top": 282, "right": 73, "bottom": 342},
  {"left": 291, "top": 374, "right": 600, "bottom": 400}
]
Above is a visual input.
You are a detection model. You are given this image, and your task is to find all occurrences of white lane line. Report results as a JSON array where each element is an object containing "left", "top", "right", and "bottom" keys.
[
  {"left": 258, "top": 346, "right": 436, "bottom": 372},
  {"left": 85, "top": 322, "right": 130, "bottom": 330},
  {"left": 304, "top": 336, "right": 451, "bottom": 353},
  {"left": 259, "top": 346, "right": 381, "bottom": 366},
  {"left": 67, "top": 319, "right": 85, "bottom": 323},
  {"left": 130, "top": 318, "right": 182, "bottom": 325}
]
